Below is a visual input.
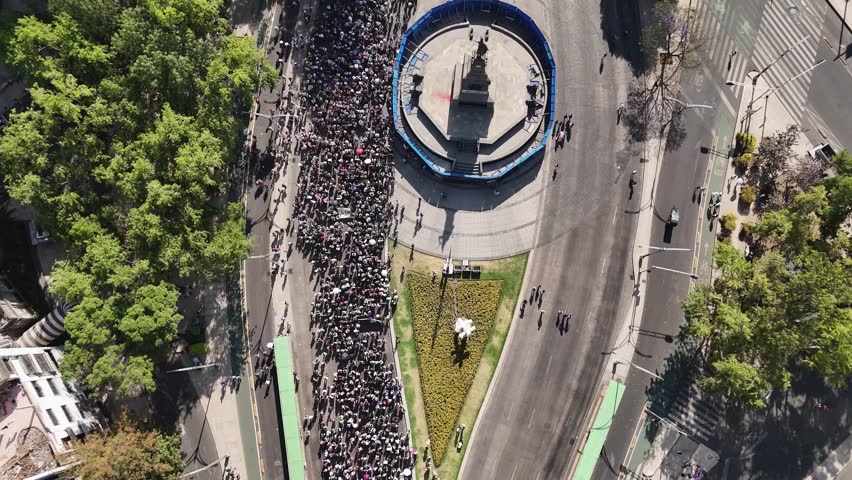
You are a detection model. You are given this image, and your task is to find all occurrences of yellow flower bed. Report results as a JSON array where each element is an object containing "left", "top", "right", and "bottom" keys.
[{"left": 407, "top": 274, "right": 503, "bottom": 465}]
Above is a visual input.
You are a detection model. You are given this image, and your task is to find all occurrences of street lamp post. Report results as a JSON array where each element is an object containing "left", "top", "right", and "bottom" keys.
[
  {"left": 176, "top": 455, "right": 230, "bottom": 478},
  {"left": 650, "top": 265, "right": 699, "bottom": 279},
  {"left": 247, "top": 252, "right": 278, "bottom": 260},
  {"left": 663, "top": 96, "right": 716, "bottom": 113},
  {"left": 738, "top": 34, "right": 811, "bottom": 133},
  {"left": 165, "top": 363, "right": 221, "bottom": 373},
  {"left": 639, "top": 246, "right": 692, "bottom": 253},
  {"left": 727, "top": 58, "right": 827, "bottom": 127},
  {"left": 613, "top": 360, "right": 664, "bottom": 381},
  {"left": 635, "top": 247, "right": 694, "bottom": 288},
  {"left": 752, "top": 59, "right": 827, "bottom": 106}
]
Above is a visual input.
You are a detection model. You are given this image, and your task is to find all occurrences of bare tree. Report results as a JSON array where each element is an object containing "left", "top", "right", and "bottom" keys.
[
  {"left": 785, "top": 154, "right": 827, "bottom": 193},
  {"left": 755, "top": 125, "right": 800, "bottom": 187},
  {"left": 624, "top": 1, "right": 708, "bottom": 145}
]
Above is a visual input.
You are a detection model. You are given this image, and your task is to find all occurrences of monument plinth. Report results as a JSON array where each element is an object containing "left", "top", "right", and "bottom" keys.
[
  {"left": 455, "top": 38, "right": 493, "bottom": 107},
  {"left": 393, "top": 0, "right": 555, "bottom": 181}
]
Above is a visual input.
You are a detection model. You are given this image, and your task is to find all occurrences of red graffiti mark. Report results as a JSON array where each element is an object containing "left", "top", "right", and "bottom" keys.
[{"left": 433, "top": 91, "right": 452, "bottom": 102}]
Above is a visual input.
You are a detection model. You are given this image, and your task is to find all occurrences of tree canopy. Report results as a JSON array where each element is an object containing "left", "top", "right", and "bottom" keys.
[
  {"left": 71, "top": 417, "right": 184, "bottom": 480},
  {"left": 0, "top": 0, "right": 272, "bottom": 397},
  {"left": 683, "top": 150, "right": 852, "bottom": 408}
]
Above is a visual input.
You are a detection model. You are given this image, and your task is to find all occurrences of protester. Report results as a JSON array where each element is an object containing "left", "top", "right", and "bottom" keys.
[{"left": 260, "top": 0, "right": 420, "bottom": 477}]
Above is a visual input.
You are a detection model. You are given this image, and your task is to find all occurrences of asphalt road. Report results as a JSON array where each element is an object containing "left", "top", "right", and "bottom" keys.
[
  {"left": 592, "top": 0, "right": 852, "bottom": 477},
  {"left": 242, "top": 3, "right": 299, "bottom": 476},
  {"left": 245, "top": 120, "right": 289, "bottom": 478},
  {"left": 590, "top": 90, "right": 721, "bottom": 480},
  {"left": 459, "top": 1, "right": 645, "bottom": 478},
  {"left": 589, "top": 4, "right": 743, "bottom": 478},
  {"left": 805, "top": 3, "right": 852, "bottom": 149}
]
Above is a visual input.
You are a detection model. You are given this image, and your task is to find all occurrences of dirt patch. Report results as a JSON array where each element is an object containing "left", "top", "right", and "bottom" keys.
[{"left": 0, "top": 427, "right": 58, "bottom": 478}]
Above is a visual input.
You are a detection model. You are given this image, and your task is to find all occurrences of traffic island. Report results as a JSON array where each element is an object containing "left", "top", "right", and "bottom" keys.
[{"left": 388, "top": 241, "right": 527, "bottom": 479}]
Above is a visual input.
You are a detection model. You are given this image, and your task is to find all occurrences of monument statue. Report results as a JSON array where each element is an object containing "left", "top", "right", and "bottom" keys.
[{"left": 456, "top": 37, "right": 492, "bottom": 106}]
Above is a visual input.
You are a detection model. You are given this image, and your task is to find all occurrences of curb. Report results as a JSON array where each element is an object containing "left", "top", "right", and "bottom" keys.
[
  {"left": 458, "top": 248, "right": 537, "bottom": 479},
  {"left": 386, "top": 242, "right": 418, "bottom": 480}
]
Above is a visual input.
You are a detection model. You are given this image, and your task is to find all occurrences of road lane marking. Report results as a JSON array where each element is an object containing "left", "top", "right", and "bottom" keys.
[
  {"left": 600, "top": 258, "right": 608, "bottom": 277},
  {"left": 528, "top": 409, "right": 536, "bottom": 428},
  {"left": 511, "top": 464, "right": 518, "bottom": 480},
  {"left": 535, "top": 470, "right": 542, "bottom": 480},
  {"left": 545, "top": 355, "right": 553, "bottom": 376},
  {"left": 507, "top": 403, "right": 513, "bottom": 421},
  {"left": 523, "top": 348, "right": 531, "bottom": 370},
  {"left": 611, "top": 208, "right": 618, "bottom": 225},
  {"left": 490, "top": 461, "right": 497, "bottom": 478}
]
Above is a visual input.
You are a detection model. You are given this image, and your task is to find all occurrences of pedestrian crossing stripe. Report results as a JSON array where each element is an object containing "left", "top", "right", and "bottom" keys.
[{"left": 692, "top": 0, "right": 827, "bottom": 123}]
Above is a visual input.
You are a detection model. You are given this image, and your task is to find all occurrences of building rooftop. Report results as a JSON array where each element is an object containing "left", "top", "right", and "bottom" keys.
[{"left": 0, "top": 346, "right": 103, "bottom": 475}]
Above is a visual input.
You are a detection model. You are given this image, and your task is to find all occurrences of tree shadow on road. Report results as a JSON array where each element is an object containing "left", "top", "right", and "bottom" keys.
[
  {"left": 716, "top": 367, "right": 852, "bottom": 479},
  {"left": 599, "top": 0, "right": 647, "bottom": 76},
  {"left": 643, "top": 323, "right": 701, "bottom": 442}
]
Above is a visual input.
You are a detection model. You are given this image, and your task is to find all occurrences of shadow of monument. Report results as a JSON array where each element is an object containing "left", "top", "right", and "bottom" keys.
[{"left": 439, "top": 208, "right": 456, "bottom": 249}]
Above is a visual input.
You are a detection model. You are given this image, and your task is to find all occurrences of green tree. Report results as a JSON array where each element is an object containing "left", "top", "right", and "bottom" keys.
[
  {"left": 822, "top": 174, "right": 852, "bottom": 237},
  {"left": 807, "top": 309, "right": 852, "bottom": 387},
  {"left": 699, "top": 356, "right": 772, "bottom": 408},
  {"left": 832, "top": 149, "right": 852, "bottom": 176},
  {"left": 1, "top": 0, "right": 267, "bottom": 397},
  {"left": 682, "top": 241, "right": 852, "bottom": 407},
  {"left": 51, "top": 234, "right": 174, "bottom": 398},
  {"left": 71, "top": 417, "right": 184, "bottom": 480}
]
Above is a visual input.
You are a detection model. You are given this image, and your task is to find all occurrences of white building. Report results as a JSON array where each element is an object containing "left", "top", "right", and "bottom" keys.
[{"left": 0, "top": 347, "right": 102, "bottom": 454}]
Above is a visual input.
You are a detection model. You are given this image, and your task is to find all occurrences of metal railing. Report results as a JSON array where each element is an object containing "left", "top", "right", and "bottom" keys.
[{"left": 391, "top": 0, "right": 556, "bottom": 183}]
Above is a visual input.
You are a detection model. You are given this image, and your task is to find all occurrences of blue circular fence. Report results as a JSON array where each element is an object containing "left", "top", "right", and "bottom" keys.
[{"left": 392, "top": 0, "right": 556, "bottom": 183}]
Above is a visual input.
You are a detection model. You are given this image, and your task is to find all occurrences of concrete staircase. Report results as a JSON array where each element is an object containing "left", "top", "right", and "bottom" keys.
[
  {"left": 457, "top": 139, "right": 479, "bottom": 153},
  {"left": 452, "top": 161, "right": 481, "bottom": 175}
]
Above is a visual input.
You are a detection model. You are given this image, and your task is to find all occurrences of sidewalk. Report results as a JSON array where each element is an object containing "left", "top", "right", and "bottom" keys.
[
  {"left": 826, "top": 0, "right": 852, "bottom": 32},
  {"left": 174, "top": 281, "right": 250, "bottom": 478},
  {"left": 805, "top": 433, "right": 852, "bottom": 480},
  {"left": 638, "top": 419, "right": 721, "bottom": 479},
  {"left": 710, "top": 70, "right": 816, "bottom": 263}
]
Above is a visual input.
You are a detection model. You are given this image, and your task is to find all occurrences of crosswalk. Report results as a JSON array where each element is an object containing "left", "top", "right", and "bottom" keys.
[
  {"left": 692, "top": 0, "right": 828, "bottom": 123},
  {"left": 648, "top": 384, "right": 721, "bottom": 444},
  {"left": 692, "top": 0, "right": 751, "bottom": 99}
]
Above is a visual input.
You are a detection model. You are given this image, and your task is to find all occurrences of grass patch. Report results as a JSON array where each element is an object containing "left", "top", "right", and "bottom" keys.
[
  {"left": 388, "top": 241, "right": 528, "bottom": 479},
  {"left": 408, "top": 273, "right": 502, "bottom": 465}
]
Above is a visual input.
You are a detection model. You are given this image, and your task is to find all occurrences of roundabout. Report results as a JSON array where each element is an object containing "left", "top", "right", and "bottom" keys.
[{"left": 393, "top": 0, "right": 556, "bottom": 182}]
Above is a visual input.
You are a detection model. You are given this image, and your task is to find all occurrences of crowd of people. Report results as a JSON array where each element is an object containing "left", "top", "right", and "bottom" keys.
[{"left": 279, "top": 0, "right": 421, "bottom": 478}]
